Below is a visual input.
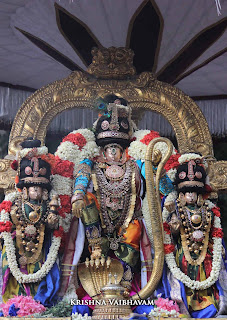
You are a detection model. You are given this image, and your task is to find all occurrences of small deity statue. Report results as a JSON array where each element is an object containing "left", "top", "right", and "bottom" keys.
[
  {"left": 0, "top": 138, "right": 61, "bottom": 306},
  {"left": 162, "top": 153, "right": 227, "bottom": 317}
]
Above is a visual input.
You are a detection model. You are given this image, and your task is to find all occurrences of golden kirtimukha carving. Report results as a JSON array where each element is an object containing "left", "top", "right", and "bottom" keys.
[
  {"left": 87, "top": 47, "right": 136, "bottom": 79},
  {"left": 1, "top": 46, "right": 227, "bottom": 192}
]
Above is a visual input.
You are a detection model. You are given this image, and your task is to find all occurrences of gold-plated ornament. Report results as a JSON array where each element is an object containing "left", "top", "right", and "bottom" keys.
[{"left": 191, "top": 214, "right": 202, "bottom": 225}]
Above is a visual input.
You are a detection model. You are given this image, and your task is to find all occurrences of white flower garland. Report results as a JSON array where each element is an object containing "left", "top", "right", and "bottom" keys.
[
  {"left": 72, "top": 313, "right": 92, "bottom": 320},
  {"left": 55, "top": 129, "right": 99, "bottom": 172},
  {"left": 4, "top": 191, "right": 19, "bottom": 203},
  {"left": 0, "top": 210, "right": 10, "bottom": 222},
  {"left": 2, "top": 231, "right": 61, "bottom": 284},
  {"left": 19, "top": 146, "right": 48, "bottom": 158},
  {"left": 162, "top": 191, "right": 177, "bottom": 221},
  {"left": 166, "top": 168, "right": 177, "bottom": 182},
  {"left": 206, "top": 199, "right": 215, "bottom": 209},
  {"left": 53, "top": 129, "right": 100, "bottom": 235},
  {"left": 178, "top": 153, "right": 202, "bottom": 164},
  {"left": 165, "top": 234, "right": 222, "bottom": 290},
  {"left": 59, "top": 214, "right": 72, "bottom": 234},
  {"left": 163, "top": 193, "right": 223, "bottom": 290},
  {"left": 128, "top": 130, "right": 176, "bottom": 161},
  {"left": 1, "top": 192, "right": 61, "bottom": 284},
  {"left": 149, "top": 307, "right": 179, "bottom": 318},
  {"left": 51, "top": 175, "right": 73, "bottom": 196}
]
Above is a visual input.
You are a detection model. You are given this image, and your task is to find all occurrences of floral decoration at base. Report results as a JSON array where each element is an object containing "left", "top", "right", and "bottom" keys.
[
  {"left": 72, "top": 312, "right": 92, "bottom": 320},
  {"left": 148, "top": 297, "right": 180, "bottom": 318},
  {"left": 0, "top": 295, "right": 46, "bottom": 317}
]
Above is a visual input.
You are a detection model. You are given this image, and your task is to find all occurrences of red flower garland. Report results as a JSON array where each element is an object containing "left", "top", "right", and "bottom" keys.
[
  {"left": 52, "top": 156, "right": 74, "bottom": 179},
  {"left": 58, "top": 195, "right": 72, "bottom": 218},
  {"left": 212, "top": 207, "right": 221, "bottom": 217},
  {"left": 0, "top": 221, "right": 13, "bottom": 233},
  {"left": 164, "top": 154, "right": 181, "bottom": 171},
  {"left": 164, "top": 244, "right": 175, "bottom": 254},
  {"left": 0, "top": 201, "right": 12, "bottom": 213},
  {"left": 40, "top": 154, "right": 56, "bottom": 172},
  {"left": 62, "top": 133, "right": 87, "bottom": 150},
  {"left": 140, "top": 130, "right": 160, "bottom": 145},
  {"left": 53, "top": 226, "right": 64, "bottom": 238},
  {"left": 212, "top": 227, "right": 223, "bottom": 238},
  {"left": 163, "top": 222, "right": 171, "bottom": 234}
]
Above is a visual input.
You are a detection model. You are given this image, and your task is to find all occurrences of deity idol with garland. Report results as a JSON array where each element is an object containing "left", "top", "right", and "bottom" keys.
[
  {"left": 0, "top": 138, "right": 63, "bottom": 306},
  {"left": 162, "top": 153, "right": 227, "bottom": 317},
  {"left": 52, "top": 95, "right": 178, "bottom": 315}
]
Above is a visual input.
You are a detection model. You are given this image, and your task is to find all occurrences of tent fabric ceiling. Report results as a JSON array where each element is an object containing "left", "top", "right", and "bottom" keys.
[{"left": 0, "top": 0, "right": 226, "bottom": 96}]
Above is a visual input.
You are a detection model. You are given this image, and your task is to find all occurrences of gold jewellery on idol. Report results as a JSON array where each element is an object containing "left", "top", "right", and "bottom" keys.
[{"left": 177, "top": 198, "right": 211, "bottom": 266}]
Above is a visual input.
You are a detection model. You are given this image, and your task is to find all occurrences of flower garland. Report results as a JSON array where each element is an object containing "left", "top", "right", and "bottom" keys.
[
  {"left": 55, "top": 129, "right": 99, "bottom": 173},
  {"left": 72, "top": 312, "right": 92, "bottom": 320},
  {"left": 52, "top": 129, "right": 100, "bottom": 236},
  {"left": 128, "top": 130, "right": 179, "bottom": 186},
  {"left": 163, "top": 193, "right": 223, "bottom": 290},
  {"left": 149, "top": 296, "right": 180, "bottom": 318},
  {"left": 19, "top": 146, "right": 48, "bottom": 158},
  {"left": 128, "top": 130, "right": 177, "bottom": 162},
  {"left": 0, "top": 194, "right": 62, "bottom": 284},
  {"left": 178, "top": 153, "right": 202, "bottom": 165}
]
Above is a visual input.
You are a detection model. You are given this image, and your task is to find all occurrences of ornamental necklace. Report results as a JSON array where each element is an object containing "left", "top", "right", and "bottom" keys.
[
  {"left": 95, "top": 160, "right": 137, "bottom": 248},
  {"left": 22, "top": 201, "right": 43, "bottom": 224},
  {"left": 177, "top": 200, "right": 211, "bottom": 266},
  {"left": 10, "top": 195, "right": 50, "bottom": 266}
]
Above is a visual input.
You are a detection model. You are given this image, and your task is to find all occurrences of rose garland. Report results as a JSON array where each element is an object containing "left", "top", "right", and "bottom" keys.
[
  {"left": 163, "top": 194, "right": 223, "bottom": 290},
  {"left": 0, "top": 193, "right": 62, "bottom": 284}
]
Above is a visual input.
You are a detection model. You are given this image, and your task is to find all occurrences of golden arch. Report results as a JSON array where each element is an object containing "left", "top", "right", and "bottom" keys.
[{"left": 9, "top": 71, "right": 213, "bottom": 156}]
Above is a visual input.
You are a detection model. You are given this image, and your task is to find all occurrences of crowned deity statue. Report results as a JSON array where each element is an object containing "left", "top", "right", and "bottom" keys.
[
  {"left": 52, "top": 94, "right": 178, "bottom": 317},
  {"left": 72, "top": 96, "right": 144, "bottom": 300},
  {"left": 162, "top": 153, "right": 227, "bottom": 317},
  {"left": 0, "top": 138, "right": 62, "bottom": 307}
]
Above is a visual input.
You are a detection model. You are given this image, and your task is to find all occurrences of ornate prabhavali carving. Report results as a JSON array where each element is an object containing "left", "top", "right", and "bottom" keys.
[
  {"left": 0, "top": 159, "right": 17, "bottom": 193},
  {"left": 87, "top": 47, "right": 136, "bottom": 79},
  {"left": 206, "top": 159, "right": 227, "bottom": 192},
  {"left": 9, "top": 70, "right": 212, "bottom": 155},
  {"left": 0, "top": 47, "right": 226, "bottom": 192}
]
